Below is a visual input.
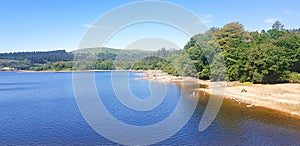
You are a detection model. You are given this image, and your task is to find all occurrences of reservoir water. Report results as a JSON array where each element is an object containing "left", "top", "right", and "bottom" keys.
[{"left": 0, "top": 71, "right": 300, "bottom": 145}]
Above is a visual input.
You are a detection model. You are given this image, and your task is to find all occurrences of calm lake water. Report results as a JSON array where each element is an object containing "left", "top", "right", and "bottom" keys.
[{"left": 0, "top": 71, "right": 300, "bottom": 145}]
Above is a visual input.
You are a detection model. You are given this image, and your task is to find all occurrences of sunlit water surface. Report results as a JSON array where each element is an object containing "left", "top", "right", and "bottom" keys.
[{"left": 0, "top": 72, "right": 300, "bottom": 145}]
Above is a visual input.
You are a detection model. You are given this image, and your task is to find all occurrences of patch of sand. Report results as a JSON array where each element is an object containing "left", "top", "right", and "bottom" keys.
[{"left": 139, "top": 70, "right": 300, "bottom": 117}]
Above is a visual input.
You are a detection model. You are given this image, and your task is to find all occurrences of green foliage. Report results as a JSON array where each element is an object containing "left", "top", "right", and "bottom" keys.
[
  {"left": 131, "top": 56, "right": 177, "bottom": 74},
  {"left": 74, "top": 47, "right": 153, "bottom": 62},
  {"left": 183, "top": 21, "right": 300, "bottom": 84},
  {"left": 96, "top": 61, "right": 115, "bottom": 70},
  {"left": 289, "top": 72, "right": 300, "bottom": 83},
  {"left": 184, "top": 30, "right": 219, "bottom": 79},
  {"left": 0, "top": 50, "right": 73, "bottom": 64},
  {"left": 168, "top": 53, "right": 197, "bottom": 77},
  {"left": 98, "top": 53, "right": 117, "bottom": 61},
  {"left": 272, "top": 20, "right": 284, "bottom": 31},
  {"left": 0, "top": 59, "right": 31, "bottom": 70},
  {"left": 210, "top": 54, "right": 227, "bottom": 81},
  {"left": 113, "top": 61, "right": 133, "bottom": 70},
  {"left": 243, "top": 82, "right": 253, "bottom": 85},
  {"left": 248, "top": 43, "right": 290, "bottom": 83},
  {"left": 130, "top": 52, "right": 197, "bottom": 76}
]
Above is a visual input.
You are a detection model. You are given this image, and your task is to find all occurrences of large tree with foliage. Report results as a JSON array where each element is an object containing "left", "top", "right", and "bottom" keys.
[{"left": 183, "top": 21, "right": 300, "bottom": 83}]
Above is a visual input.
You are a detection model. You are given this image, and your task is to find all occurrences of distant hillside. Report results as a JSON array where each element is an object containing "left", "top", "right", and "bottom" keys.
[
  {"left": 0, "top": 50, "right": 73, "bottom": 70},
  {"left": 0, "top": 50, "right": 73, "bottom": 64},
  {"left": 73, "top": 47, "right": 154, "bottom": 61},
  {"left": 0, "top": 47, "right": 179, "bottom": 70},
  {"left": 0, "top": 48, "right": 161, "bottom": 70},
  {"left": 73, "top": 47, "right": 125, "bottom": 54}
]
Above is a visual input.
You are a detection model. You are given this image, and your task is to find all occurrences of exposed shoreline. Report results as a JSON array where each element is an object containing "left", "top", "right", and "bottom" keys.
[{"left": 139, "top": 70, "right": 300, "bottom": 118}]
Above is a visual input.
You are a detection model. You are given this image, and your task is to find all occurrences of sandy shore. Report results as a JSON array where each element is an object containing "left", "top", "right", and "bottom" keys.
[
  {"left": 136, "top": 70, "right": 184, "bottom": 82},
  {"left": 139, "top": 70, "right": 300, "bottom": 118}
]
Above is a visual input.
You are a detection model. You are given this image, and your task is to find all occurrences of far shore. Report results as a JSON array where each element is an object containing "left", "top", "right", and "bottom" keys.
[{"left": 139, "top": 70, "right": 300, "bottom": 118}]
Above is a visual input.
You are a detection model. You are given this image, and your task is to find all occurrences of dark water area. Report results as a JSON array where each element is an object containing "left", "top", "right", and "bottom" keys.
[{"left": 0, "top": 71, "right": 299, "bottom": 145}]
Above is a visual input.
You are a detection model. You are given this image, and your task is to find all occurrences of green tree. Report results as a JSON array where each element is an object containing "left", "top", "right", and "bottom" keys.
[
  {"left": 272, "top": 20, "right": 284, "bottom": 31},
  {"left": 183, "top": 21, "right": 298, "bottom": 83},
  {"left": 248, "top": 43, "right": 290, "bottom": 83}
]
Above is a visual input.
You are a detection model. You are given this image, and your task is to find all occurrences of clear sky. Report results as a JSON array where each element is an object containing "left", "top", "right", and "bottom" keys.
[{"left": 0, "top": 0, "right": 299, "bottom": 53}]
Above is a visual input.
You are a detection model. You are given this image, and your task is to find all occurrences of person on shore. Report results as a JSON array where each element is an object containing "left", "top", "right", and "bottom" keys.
[{"left": 241, "top": 88, "right": 247, "bottom": 93}]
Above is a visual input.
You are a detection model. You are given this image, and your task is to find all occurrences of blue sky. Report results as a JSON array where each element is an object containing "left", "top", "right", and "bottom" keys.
[{"left": 0, "top": 0, "right": 299, "bottom": 53}]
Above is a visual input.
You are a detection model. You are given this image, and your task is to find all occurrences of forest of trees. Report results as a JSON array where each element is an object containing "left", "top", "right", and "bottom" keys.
[
  {"left": 183, "top": 21, "right": 300, "bottom": 83},
  {"left": 1, "top": 21, "right": 299, "bottom": 84},
  {"left": 0, "top": 50, "right": 74, "bottom": 70},
  {"left": 130, "top": 21, "right": 300, "bottom": 83},
  {"left": 0, "top": 50, "right": 73, "bottom": 63}
]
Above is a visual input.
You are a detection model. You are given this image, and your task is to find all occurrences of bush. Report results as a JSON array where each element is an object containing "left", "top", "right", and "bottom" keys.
[{"left": 289, "top": 72, "right": 300, "bottom": 83}]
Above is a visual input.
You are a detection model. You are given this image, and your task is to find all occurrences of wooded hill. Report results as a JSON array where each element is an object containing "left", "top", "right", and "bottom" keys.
[
  {"left": 0, "top": 48, "right": 155, "bottom": 70},
  {"left": 0, "top": 50, "right": 73, "bottom": 70}
]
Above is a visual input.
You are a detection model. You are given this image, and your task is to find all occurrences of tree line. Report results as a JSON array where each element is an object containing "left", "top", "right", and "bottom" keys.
[
  {"left": 0, "top": 50, "right": 74, "bottom": 70},
  {"left": 130, "top": 21, "right": 300, "bottom": 83},
  {"left": 1, "top": 21, "right": 299, "bottom": 83},
  {"left": 183, "top": 21, "right": 300, "bottom": 83},
  {"left": 0, "top": 50, "right": 73, "bottom": 64}
]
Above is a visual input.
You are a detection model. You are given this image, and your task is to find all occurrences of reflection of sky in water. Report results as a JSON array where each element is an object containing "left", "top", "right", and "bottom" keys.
[{"left": 0, "top": 72, "right": 299, "bottom": 145}]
